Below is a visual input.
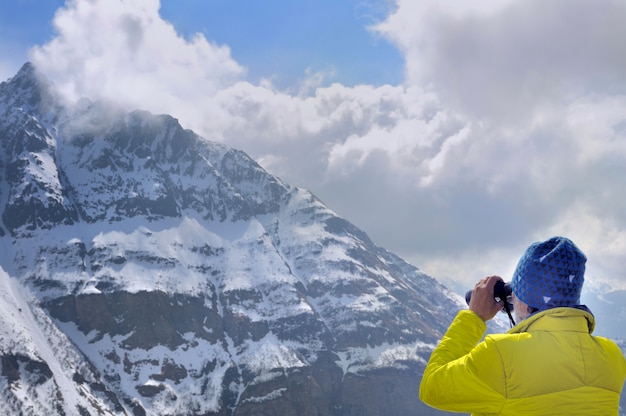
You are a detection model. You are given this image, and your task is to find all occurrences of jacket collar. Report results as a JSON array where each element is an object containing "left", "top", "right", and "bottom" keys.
[{"left": 507, "top": 306, "right": 596, "bottom": 335}]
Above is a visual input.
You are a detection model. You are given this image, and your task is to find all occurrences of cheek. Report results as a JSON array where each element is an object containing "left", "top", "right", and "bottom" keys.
[{"left": 512, "top": 297, "right": 528, "bottom": 320}]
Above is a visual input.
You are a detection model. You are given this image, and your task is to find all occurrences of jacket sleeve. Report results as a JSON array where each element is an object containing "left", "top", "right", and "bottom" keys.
[{"left": 419, "top": 310, "right": 507, "bottom": 414}]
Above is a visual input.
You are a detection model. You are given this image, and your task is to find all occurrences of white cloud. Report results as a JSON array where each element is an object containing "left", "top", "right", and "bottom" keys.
[
  {"left": 376, "top": 0, "right": 626, "bottom": 122},
  {"left": 28, "top": 0, "right": 626, "bottom": 290},
  {"left": 30, "top": 0, "right": 244, "bottom": 128}
]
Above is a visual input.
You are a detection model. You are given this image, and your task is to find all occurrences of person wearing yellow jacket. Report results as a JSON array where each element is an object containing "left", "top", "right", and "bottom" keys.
[{"left": 420, "top": 236, "right": 626, "bottom": 415}]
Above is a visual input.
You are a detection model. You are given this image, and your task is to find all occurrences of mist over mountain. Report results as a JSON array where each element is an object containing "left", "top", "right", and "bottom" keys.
[{"left": 0, "top": 63, "right": 623, "bottom": 415}]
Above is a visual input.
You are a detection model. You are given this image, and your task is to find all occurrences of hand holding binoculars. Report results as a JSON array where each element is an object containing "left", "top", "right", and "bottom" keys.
[{"left": 465, "top": 280, "right": 514, "bottom": 312}]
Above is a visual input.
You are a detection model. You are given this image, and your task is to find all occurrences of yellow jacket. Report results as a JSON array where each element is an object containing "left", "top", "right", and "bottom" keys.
[{"left": 420, "top": 307, "right": 626, "bottom": 415}]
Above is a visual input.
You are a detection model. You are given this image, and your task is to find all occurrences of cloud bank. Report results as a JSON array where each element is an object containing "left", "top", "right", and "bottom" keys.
[{"left": 29, "top": 0, "right": 626, "bottom": 289}]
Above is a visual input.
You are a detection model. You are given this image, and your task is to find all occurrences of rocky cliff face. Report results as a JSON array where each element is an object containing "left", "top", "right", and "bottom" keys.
[{"left": 0, "top": 63, "right": 489, "bottom": 415}]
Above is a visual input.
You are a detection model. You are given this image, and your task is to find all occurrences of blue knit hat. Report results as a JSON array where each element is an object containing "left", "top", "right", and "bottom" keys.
[{"left": 510, "top": 236, "right": 586, "bottom": 310}]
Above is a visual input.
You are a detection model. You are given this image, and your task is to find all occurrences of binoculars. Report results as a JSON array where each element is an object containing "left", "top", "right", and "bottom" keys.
[{"left": 465, "top": 280, "right": 514, "bottom": 312}]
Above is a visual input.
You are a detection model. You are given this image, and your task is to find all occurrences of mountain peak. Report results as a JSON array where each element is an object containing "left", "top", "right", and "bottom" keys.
[
  {"left": 0, "top": 62, "right": 65, "bottom": 121},
  {"left": 2, "top": 61, "right": 44, "bottom": 95},
  {"left": 14, "top": 61, "right": 38, "bottom": 79}
]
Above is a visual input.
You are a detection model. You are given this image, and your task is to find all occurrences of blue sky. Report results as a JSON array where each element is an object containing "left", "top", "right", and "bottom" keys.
[
  {"left": 0, "top": 1, "right": 61, "bottom": 70},
  {"left": 159, "top": 0, "right": 404, "bottom": 87},
  {"left": 1, "top": 0, "right": 403, "bottom": 88},
  {"left": 2, "top": 0, "right": 626, "bottom": 313}
]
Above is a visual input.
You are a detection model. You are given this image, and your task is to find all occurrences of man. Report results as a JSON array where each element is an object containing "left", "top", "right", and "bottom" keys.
[{"left": 419, "top": 236, "right": 626, "bottom": 415}]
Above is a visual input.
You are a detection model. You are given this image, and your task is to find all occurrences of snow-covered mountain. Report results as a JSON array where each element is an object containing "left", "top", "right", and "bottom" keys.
[
  {"left": 0, "top": 63, "right": 472, "bottom": 415},
  {"left": 0, "top": 63, "right": 623, "bottom": 416}
]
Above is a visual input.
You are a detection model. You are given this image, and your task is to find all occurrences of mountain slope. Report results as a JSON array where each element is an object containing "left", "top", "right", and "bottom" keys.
[{"left": 0, "top": 267, "right": 125, "bottom": 415}]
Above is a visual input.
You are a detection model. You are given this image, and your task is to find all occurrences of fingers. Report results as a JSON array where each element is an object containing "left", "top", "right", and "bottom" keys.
[
  {"left": 474, "top": 275, "right": 503, "bottom": 291},
  {"left": 469, "top": 275, "right": 504, "bottom": 322}
]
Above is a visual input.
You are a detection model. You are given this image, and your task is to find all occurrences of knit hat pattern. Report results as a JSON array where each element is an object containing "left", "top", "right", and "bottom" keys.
[{"left": 511, "top": 236, "right": 586, "bottom": 310}]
